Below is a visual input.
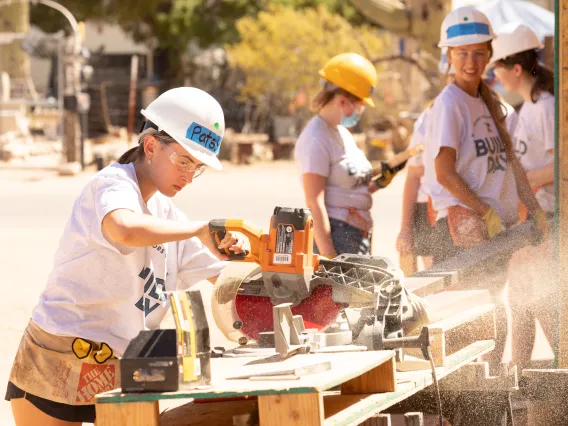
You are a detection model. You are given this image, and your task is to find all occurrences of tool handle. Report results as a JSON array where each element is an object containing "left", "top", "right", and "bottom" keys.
[
  {"left": 386, "top": 143, "right": 424, "bottom": 170},
  {"left": 208, "top": 219, "right": 263, "bottom": 262}
]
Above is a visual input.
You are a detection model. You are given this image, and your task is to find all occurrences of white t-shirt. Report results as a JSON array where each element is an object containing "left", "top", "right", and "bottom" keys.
[
  {"left": 511, "top": 92, "right": 555, "bottom": 212},
  {"left": 423, "top": 84, "right": 519, "bottom": 226},
  {"left": 32, "top": 163, "right": 226, "bottom": 355},
  {"left": 294, "top": 116, "right": 373, "bottom": 229},
  {"left": 407, "top": 109, "right": 429, "bottom": 203}
]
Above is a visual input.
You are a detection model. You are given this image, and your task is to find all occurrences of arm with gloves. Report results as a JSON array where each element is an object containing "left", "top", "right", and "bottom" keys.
[{"left": 435, "top": 147, "right": 504, "bottom": 238}]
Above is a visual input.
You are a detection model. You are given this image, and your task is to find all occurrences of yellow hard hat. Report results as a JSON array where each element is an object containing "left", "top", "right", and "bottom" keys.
[{"left": 319, "top": 53, "right": 377, "bottom": 108}]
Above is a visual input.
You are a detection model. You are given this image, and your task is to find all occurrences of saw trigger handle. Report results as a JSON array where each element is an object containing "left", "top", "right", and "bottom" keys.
[{"left": 209, "top": 219, "right": 248, "bottom": 260}]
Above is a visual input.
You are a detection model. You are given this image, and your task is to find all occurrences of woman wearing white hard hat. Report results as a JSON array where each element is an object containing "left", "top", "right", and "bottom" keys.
[
  {"left": 5, "top": 87, "right": 248, "bottom": 425},
  {"left": 422, "top": 7, "right": 547, "bottom": 371},
  {"left": 396, "top": 52, "right": 455, "bottom": 274},
  {"left": 491, "top": 22, "right": 555, "bottom": 370},
  {"left": 295, "top": 53, "right": 402, "bottom": 258}
]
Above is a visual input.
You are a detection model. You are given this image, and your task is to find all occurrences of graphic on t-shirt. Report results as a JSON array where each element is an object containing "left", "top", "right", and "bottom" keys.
[
  {"left": 513, "top": 137, "right": 528, "bottom": 158},
  {"left": 135, "top": 266, "right": 167, "bottom": 316},
  {"left": 344, "top": 160, "right": 372, "bottom": 186},
  {"left": 472, "top": 115, "right": 508, "bottom": 174}
]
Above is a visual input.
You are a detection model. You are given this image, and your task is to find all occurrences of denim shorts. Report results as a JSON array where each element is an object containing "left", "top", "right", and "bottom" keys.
[{"left": 315, "top": 218, "right": 372, "bottom": 256}]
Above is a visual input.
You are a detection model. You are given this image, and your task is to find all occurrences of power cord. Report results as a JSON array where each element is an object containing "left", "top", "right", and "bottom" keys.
[{"left": 427, "top": 346, "right": 444, "bottom": 426}]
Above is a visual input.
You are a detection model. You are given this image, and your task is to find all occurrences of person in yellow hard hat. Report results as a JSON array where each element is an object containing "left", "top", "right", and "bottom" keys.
[{"left": 294, "top": 53, "right": 401, "bottom": 258}]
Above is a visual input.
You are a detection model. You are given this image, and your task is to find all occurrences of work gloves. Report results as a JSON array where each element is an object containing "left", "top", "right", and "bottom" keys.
[
  {"left": 482, "top": 208, "right": 504, "bottom": 239},
  {"left": 373, "top": 161, "right": 406, "bottom": 189}
]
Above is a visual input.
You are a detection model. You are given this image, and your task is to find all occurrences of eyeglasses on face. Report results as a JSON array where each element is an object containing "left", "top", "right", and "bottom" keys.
[{"left": 161, "top": 142, "right": 207, "bottom": 178}]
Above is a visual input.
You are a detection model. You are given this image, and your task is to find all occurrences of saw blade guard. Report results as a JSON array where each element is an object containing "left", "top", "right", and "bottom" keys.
[{"left": 211, "top": 262, "right": 343, "bottom": 343}]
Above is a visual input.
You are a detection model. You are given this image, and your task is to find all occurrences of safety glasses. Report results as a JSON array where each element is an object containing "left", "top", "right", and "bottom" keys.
[
  {"left": 346, "top": 99, "right": 366, "bottom": 115},
  {"left": 161, "top": 142, "right": 207, "bottom": 178}
]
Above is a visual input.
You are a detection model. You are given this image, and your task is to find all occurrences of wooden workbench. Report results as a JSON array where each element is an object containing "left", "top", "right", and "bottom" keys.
[{"left": 95, "top": 340, "right": 494, "bottom": 426}]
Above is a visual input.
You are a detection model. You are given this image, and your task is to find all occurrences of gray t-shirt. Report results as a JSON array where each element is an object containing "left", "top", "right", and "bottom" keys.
[{"left": 294, "top": 116, "right": 373, "bottom": 229}]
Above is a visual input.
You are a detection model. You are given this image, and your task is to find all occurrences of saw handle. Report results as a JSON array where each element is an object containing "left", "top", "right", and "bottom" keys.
[{"left": 208, "top": 219, "right": 263, "bottom": 262}]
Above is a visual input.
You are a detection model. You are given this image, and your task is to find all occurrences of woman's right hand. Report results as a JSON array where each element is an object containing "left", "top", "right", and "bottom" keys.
[{"left": 396, "top": 229, "right": 414, "bottom": 254}]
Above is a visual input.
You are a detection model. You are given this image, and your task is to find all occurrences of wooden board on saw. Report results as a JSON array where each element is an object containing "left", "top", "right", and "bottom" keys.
[
  {"left": 404, "top": 289, "right": 495, "bottom": 367},
  {"left": 159, "top": 340, "right": 495, "bottom": 426}
]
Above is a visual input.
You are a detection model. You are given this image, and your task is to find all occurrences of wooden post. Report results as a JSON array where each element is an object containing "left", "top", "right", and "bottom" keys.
[
  {"left": 63, "top": 34, "right": 81, "bottom": 164},
  {"left": 557, "top": 0, "right": 568, "bottom": 368},
  {"left": 127, "top": 55, "right": 139, "bottom": 138},
  {"left": 0, "top": 0, "right": 29, "bottom": 90}
]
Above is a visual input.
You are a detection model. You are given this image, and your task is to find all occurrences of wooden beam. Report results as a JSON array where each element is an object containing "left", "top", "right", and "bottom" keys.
[
  {"left": 557, "top": 0, "right": 568, "bottom": 368},
  {"left": 95, "top": 400, "right": 159, "bottom": 426}
]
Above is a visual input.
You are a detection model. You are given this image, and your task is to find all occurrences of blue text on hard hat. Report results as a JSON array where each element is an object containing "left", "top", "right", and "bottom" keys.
[
  {"left": 186, "top": 122, "right": 222, "bottom": 154},
  {"left": 447, "top": 22, "right": 490, "bottom": 39}
]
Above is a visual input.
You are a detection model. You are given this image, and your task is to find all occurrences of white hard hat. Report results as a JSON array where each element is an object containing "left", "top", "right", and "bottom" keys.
[
  {"left": 490, "top": 23, "right": 543, "bottom": 65},
  {"left": 141, "top": 87, "right": 225, "bottom": 171},
  {"left": 438, "top": 6, "right": 495, "bottom": 48},
  {"left": 438, "top": 51, "right": 455, "bottom": 74}
]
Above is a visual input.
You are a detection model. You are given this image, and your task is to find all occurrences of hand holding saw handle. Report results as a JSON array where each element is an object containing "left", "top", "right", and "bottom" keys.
[{"left": 208, "top": 219, "right": 263, "bottom": 262}]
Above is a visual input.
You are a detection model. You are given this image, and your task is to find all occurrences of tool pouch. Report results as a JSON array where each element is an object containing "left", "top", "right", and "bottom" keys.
[{"left": 447, "top": 205, "right": 488, "bottom": 248}]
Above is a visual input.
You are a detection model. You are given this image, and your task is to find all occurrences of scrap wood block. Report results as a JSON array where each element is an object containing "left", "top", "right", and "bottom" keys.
[{"left": 404, "top": 303, "right": 495, "bottom": 367}]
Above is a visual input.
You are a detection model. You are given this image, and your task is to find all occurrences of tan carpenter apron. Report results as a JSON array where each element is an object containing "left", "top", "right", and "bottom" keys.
[{"left": 9, "top": 321, "right": 120, "bottom": 406}]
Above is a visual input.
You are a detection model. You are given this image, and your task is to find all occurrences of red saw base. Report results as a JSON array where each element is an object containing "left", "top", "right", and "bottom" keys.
[{"left": 235, "top": 286, "right": 342, "bottom": 341}]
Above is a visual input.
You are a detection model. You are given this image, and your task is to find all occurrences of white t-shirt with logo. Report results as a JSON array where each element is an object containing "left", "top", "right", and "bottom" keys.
[
  {"left": 423, "top": 84, "right": 519, "bottom": 226},
  {"left": 31, "top": 163, "right": 226, "bottom": 355},
  {"left": 407, "top": 109, "right": 429, "bottom": 203},
  {"left": 511, "top": 92, "right": 555, "bottom": 212},
  {"left": 294, "top": 116, "right": 373, "bottom": 229}
]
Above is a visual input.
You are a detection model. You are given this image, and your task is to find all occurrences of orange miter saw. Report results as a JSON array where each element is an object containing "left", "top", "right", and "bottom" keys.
[{"left": 209, "top": 207, "right": 431, "bottom": 357}]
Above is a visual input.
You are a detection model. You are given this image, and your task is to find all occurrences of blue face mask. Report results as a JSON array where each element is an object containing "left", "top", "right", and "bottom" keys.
[{"left": 340, "top": 110, "right": 361, "bottom": 128}]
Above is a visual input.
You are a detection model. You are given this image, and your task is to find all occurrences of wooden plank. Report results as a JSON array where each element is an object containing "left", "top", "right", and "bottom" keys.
[
  {"left": 431, "top": 362, "right": 518, "bottom": 392},
  {"left": 157, "top": 342, "right": 494, "bottom": 426},
  {"left": 324, "top": 341, "right": 494, "bottom": 426},
  {"left": 423, "top": 290, "right": 493, "bottom": 324},
  {"left": 341, "top": 356, "right": 397, "bottom": 394},
  {"left": 405, "top": 304, "right": 495, "bottom": 366},
  {"left": 558, "top": 0, "right": 568, "bottom": 368},
  {"left": 258, "top": 392, "right": 324, "bottom": 426},
  {"left": 404, "top": 276, "right": 446, "bottom": 298},
  {"left": 95, "top": 400, "right": 159, "bottom": 426},
  {"left": 97, "top": 351, "right": 395, "bottom": 404}
]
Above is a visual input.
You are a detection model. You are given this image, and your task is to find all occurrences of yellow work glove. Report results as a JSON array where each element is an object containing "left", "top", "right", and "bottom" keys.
[
  {"left": 482, "top": 208, "right": 504, "bottom": 238},
  {"left": 373, "top": 161, "right": 403, "bottom": 189}
]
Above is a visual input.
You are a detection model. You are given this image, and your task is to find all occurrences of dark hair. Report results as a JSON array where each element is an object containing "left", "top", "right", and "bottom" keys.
[
  {"left": 116, "top": 128, "right": 177, "bottom": 164},
  {"left": 311, "top": 82, "right": 361, "bottom": 111},
  {"left": 496, "top": 49, "right": 554, "bottom": 102}
]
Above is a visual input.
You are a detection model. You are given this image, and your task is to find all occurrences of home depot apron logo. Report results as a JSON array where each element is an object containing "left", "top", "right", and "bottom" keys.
[{"left": 75, "top": 363, "right": 116, "bottom": 403}]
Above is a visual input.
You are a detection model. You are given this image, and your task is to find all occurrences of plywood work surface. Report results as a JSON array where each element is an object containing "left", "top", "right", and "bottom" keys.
[{"left": 97, "top": 351, "right": 395, "bottom": 404}]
